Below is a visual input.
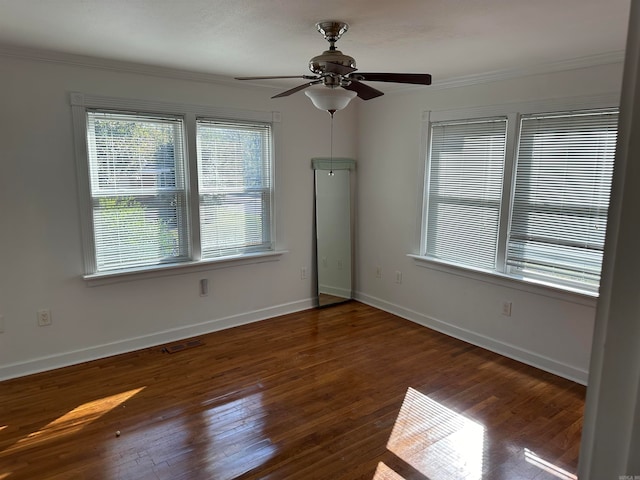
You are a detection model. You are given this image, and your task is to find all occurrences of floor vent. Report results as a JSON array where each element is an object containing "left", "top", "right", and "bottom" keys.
[{"left": 161, "top": 339, "right": 204, "bottom": 354}]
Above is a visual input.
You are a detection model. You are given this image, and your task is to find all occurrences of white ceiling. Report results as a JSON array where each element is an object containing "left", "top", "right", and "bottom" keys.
[{"left": 0, "top": 0, "right": 631, "bottom": 90}]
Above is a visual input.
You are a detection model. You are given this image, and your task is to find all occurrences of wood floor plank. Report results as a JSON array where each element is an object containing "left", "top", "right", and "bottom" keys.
[{"left": 0, "top": 301, "right": 585, "bottom": 479}]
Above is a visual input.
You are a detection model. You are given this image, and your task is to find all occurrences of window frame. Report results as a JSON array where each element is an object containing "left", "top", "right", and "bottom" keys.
[
  {"left": 71, "top": 92, "right": 283, "bottom": 285},
  {"left": 85, "top": 110, "right": 192, "bottom": 272},
  {"left": 424, "top": 116, "right": 509, "bottom": 270},
  {"left": 195, "top": 118, "right": 275, "bottom": 259},
  {"left": 506, "top": 109, "right": 618, "bottom": 289},
  {"left": 415, "top": 94, "right": 620, "bottom": 301}
]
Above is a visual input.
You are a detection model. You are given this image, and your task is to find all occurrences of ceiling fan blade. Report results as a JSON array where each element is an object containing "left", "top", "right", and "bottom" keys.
[
  {"left": 343, "top": 80, "right": 384, "bottom": 100},
  {"left": 236, "top": 75, "right": 318, "bottom": 80},
  {"left": 324, "top": 62, "right": 358, "bottom": 76},
  {"left": 272, "top": 80, "right": 323, "bottom": 98},
  {"left": 353, "top": 73, "right": 432, "bottom": 85}
]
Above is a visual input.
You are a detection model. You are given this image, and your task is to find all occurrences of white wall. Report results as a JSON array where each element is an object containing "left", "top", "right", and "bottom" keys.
[
  {"left": 0, "top": 54, "right": 357, "bottom": 380},
  {"left": 355, "top": 63, "right": 624, "bottom": 384},
  {"left": 0, "top": 52, "right": 626, "bottom": 386}
]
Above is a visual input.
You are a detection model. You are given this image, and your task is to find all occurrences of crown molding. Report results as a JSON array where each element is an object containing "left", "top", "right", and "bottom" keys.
[
  {"left": 423, "top": 92, "right": 620, "bottom": 126},
  {"left": 388, "top": 50, "right": 625, "bottom": 95},
  {"left": 0, "top": 44, "right": 625, "bottom": 93},
  {"left": 424, "top": 51, "right": 625, "bottom": 91},
  {"left": 0, "top": 44, "right": 243, "bottom": 89}
]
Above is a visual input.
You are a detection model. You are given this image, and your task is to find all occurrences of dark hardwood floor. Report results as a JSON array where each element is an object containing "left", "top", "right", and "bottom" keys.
[{"left": 0, "top": 301, "right": 584, "bottom": 479}]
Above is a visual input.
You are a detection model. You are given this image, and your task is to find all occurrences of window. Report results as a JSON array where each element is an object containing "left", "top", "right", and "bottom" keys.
[
  {"left": 507, "top": 111, "right": 617, "bottom": 289},
  {"left": 422, "top": 106, "right": 618, "bottom": 294},
  {"left": 196, "top": 120, "right": 273, "bottom": 258},
  {"left": 86, "top": 111, "right": 189, "bottom": 272},
  {"left": 426, "top": 118, "right": 507, "bottom": 270},
  {"left": 72, "top": 93, "right": 278, "bottom": 278}
]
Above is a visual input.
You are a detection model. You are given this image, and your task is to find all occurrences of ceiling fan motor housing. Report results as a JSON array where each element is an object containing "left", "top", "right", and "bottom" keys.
[{"left": 309, "top": 50, "right": 356, "bottom": 76}]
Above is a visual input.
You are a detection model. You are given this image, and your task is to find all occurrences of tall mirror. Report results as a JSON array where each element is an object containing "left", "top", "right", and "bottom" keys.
[{"left": 312, "top": 158, "right": 355, "bottom": 307}]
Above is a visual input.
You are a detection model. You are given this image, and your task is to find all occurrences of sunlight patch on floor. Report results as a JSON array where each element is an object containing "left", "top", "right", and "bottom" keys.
[
  {"left": 3, "top": 387, "right": 145, "bottom": 454},
  {"left": 373, "top": 461, "right": 406, "bottom": 479},
  {"left": 202, "top": 391, "right": 277, "bottom": 480},
  {"left": 525, "top": 448, "right": 577, "bottom": 480},
  {"left": 386, "top": 387, "right": 485, "bottom": 480}
]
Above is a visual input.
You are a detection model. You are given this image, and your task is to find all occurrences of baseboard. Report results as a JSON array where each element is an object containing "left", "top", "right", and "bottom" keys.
[
  {"left": 354, "top": 292, "right": 589, "bottom": 385},
  {"left": 0, "top": 298, "right": 315, "bottom": 381},
  {"left": 2, "top": 295, "right": 588, "bottom": 385}
]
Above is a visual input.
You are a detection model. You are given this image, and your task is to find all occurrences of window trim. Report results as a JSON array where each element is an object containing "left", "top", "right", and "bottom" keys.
[
  {"left": 83, "top": 251, "right": 286, "bottom": 287},
  {"left": 71, "top": 92, "right": 284, "bottom": 283},
  {"left": 417, "top": 93, "right": 620, "bottom": 300},
  {"left": 408, "top": 253, "right": 597, "bottom": 306}
]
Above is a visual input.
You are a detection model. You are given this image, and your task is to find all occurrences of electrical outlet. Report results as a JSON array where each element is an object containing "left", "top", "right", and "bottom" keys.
[
  {"left": 0, "top": 314, "right": 4, "bottom": 333},
  {"left": 501, "top": 301, "right": 512, "bottom": 317},
  {"left": 395, "top": 271, "right": 402, "bottom": 284},
  {"left": 199, "top": 279, "right": 209, "bottom": 297},
  {"left": 337, "top": 260, "right": 343, "bottom": 270},
  {"left": 375, "top": 266, "right": 382, "bottom": 278},
  {"left": 301, "top": 267, "right": 308, "bottom": 280},
  {"left": 37, "top": 309, "right": 52, "bottom": 326}
]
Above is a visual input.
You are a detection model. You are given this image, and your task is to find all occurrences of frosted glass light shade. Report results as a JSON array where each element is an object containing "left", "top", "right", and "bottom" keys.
[{"left": 305, "top": 88, "right": 357, "bottom": 112}]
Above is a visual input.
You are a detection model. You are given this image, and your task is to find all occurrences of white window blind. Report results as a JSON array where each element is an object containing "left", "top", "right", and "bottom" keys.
[
  {"left": 508, "top": 109, "right": 618, "bottom": 289},
  {"left": 86, "top": 111, "right": 189, "bottom": 272},
  {"left": 426, "top": 118, "right": 507, "bottom": 269},
  {"left": 196, "top": 119, "right": 273, "bottom": 259}
]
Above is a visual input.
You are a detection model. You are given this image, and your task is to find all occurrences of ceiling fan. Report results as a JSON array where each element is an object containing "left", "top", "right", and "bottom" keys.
[{"left": 235, "top": 21, "right": 432, "bottom": 111}]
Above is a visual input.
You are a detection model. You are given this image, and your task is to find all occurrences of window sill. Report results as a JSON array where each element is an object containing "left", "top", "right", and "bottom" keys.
[
  {"left": 407, "top": 254, "right": 598, "bottom": 307},
  {"left": 83, "top": 250, "right": 288, "bottom": 287}
]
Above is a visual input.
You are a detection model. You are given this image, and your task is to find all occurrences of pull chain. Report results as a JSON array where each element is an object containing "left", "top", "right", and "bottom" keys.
[{"left": 329, "top": 110, "right": 335, "bottom": 176}]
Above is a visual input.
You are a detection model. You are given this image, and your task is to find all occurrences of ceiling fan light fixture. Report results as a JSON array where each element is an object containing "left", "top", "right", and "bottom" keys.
[{"left": 305, "top": 87, "right": 357, "bottom": 113}]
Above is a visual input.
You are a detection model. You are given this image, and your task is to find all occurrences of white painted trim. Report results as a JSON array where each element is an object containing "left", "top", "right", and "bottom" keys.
[
  {"left": 0, "top": 45, "right": 624, "bottom": 95},
  {"left": 354, "top": 292, "right": 589, "bottom": 385},
  {"left": 417, "top": 110, "right": 431, "bottom": 256},
  {"left": 71, "top": 102, "right": 96, "bottom": 274},
  {"left": 409, "top": 254, "right": 597, "bottom": 307},
  {"left": 185, "top": 113, "right": 202, "bottom": 262},
  {"left": 430, "top": 51, "right": 625, "bottom": 90},
  {"left": 271, "top": 118, "right": 283, "bottom": 254},
  {"left": 427, "top": 93, "right": 621, "bottom": 123},
  {"left": 71, "top": 92, "right": 275, "bottom": 123},
  {"left": 495, "top": 112, "right": 519, "bottom": 272},
  {"left": 0, "top": 45, "right": 244, "bottom": 89},
  {"left": 0, "top": 298, "right": 314, "bottom": 382},
  {"left": 84, "top": 250, "right": 288, "bottom": 286}
]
